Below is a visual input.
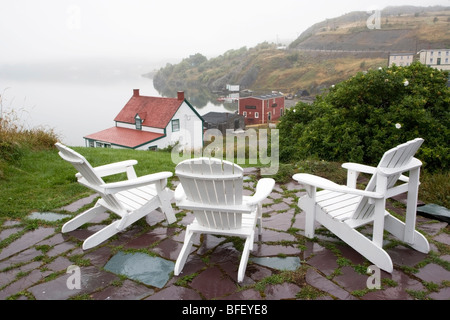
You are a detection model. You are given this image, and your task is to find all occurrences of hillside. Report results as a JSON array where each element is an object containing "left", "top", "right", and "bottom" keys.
[
  {"left": 152, "top": 6, "right": 450, "bottom": 97},
  {"left": 289, "top": 6, "right": 450, "bottom": 52}
]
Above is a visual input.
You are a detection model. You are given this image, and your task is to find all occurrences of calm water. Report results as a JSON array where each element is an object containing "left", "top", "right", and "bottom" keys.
[{"left": 1, "top": 65, "right": 236, "bottom": 146}]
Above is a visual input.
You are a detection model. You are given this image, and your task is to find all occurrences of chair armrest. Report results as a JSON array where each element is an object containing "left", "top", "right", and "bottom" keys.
[
  {"left": 342, "top": 162, "right": 377, "bottom": 175},
  {"left": 245, "top": 178, "right": 275, "bottom": 205},
  {"left": 377, "top": 158, "right": 422, "bottom": 176},
  {"left": 93, "top": 160, "right": 138, "bottom": 177},
  {"left": 292, "top": 173, "right": 384, "bottom": 199},
  {"left": 102, "top": 171, "right": 173, "bottom": 194}
]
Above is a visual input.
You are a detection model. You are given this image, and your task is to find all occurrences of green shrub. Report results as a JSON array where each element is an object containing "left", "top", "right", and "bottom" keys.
[{"left": 278, "top": 62, "right": 449, "bottom": 172}]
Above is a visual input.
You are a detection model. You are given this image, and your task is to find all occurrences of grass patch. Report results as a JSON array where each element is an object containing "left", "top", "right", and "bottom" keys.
[{"left": 0, "top": 146, "right": 175, "bottom": 219}]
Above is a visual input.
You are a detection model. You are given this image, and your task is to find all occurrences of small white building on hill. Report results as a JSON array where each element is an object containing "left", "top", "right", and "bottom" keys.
[{"left": 84, "top": 90, "right": 204, "bottom": 151}]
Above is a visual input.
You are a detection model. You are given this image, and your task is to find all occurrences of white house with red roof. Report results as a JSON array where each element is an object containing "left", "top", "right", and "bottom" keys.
[{"left": 84, "top": 90, "right": 204, "bottom": 151}]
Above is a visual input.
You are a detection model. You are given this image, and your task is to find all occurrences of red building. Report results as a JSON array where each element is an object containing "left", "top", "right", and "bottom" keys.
[{"left": 238, "top": 93, "right": 285, "bottom": 125}]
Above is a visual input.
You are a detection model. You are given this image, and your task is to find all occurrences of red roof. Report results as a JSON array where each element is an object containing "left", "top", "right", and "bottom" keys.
[
  {"left": 84, "top": 127, "right": 164, "bottom": 148},
  {"left": 114, "top": 94, "right": 183, "bottom": 129}
]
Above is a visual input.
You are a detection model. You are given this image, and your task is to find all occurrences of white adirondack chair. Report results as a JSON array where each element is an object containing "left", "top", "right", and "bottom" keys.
[
  {"left": 55, "top": 143, "right": 176, "bottom": 250},
  {"left": 173, "top": 157, "right": 275, "bottom": 282},
  {"left": 293, "top": 138, "right": 430, "bottom": 273}
]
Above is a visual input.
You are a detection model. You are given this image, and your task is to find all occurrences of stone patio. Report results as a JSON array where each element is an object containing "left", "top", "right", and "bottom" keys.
[{"left": 0, "top": 168, "right": 449, "bottom": 301}]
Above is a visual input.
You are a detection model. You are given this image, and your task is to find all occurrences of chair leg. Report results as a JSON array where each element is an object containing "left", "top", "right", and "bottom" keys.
[
  {"left": 237, "top": 235, "right": 252, "bottom": 283},
  {"left": 161, "top": 201, "right": 176, "bottom": 224},
  {"left": 174, "top": 228, "right": 195, "bottom": 276},
  {"left": 82, "top": 220, "right": 123, "bottom": 250},
  {"left": 62, "top": 204, "right": 105, "bottom": 233},
  {"left": 384, "top": 214, "right": 430, "bottom": 253},
  {"left": 317, "top": 211, "right": 393, "bottom": 272},
  {"left": 298, "top": 194, "right": 316, "bottom": 238},
  {"left": 257, "top": 203, "right": 263, "bottom": 235}
]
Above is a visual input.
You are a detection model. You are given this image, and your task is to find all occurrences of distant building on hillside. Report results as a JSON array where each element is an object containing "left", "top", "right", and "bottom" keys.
[
  {"left": 418, "top": 49, "right": 450, "bottom": 71},
  {"left": 84, "top": 90, "right": 204, "bottom": 150},
  {"left": 238, "top": 93, "right": 285, "bottom": 126},
  {"left": 388, "top": 52, "right": 414, "bottom": 67}
]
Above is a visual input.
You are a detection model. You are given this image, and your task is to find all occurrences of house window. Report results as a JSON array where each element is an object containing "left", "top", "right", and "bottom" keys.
[
  {"left": 172, "top": 119, "right": 180, "bottom": 132},
  {"left": 255, "top": 112, "right": 259, "bottom": 119},
  {"left": 89, "top": 140, "right": 94, "bottom": 148},
  {"left": 245, "top": 105, "right": 256, "bottom": 109},
  {"left": 268, "top": 112, "right": 272, "bottom": 121},
  {"left": 96, "top": 142, "right": 111, "bottom": 148},
  {"left": 148, "top": 146, "right": 157, "bottom": 151},
  {"left": 280, "top": 108, "right": 284, "bottom": 116},
  {"left": 243, "top": 111, "right": 247, "bottom": 117}
]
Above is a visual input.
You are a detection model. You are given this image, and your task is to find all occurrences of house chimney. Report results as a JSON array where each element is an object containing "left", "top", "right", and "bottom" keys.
[
  {"left": 177, "top": 91, "right": 184, "bottom": 101},
  {"left": 133, "top": 89, "right": 140, "bottom": 97}
]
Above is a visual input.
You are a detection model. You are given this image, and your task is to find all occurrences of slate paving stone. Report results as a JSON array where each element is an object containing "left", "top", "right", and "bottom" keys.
[
  {"left": 220, "top": 288, "right": 262, "bottom": 300},
  {"left": 418, "top": 221, "right": 448, "bottom": 236},
  {"left": 258, "top": 228, "right": 296, "bottom": 242},
  {"left": 124, "top": 228, "right": 169, "bottom": 249},
  {"left": 264, "top": 283, "right": 302, "bottom": 300},
  {"left": 0, "top": 269, "right": 53, "bottom": 300},
  {"left": 47, "top": 242, "right": 77, "bottom": 257},
  {"left": 189, "top": 267, "right": 236, "bottom": 299},
  {"left": 362, "top": 269, "right": 426, "bottom": 300},
  {"left": 433, "top": 232, "right": 450, "bottom": 246},
  {"left": 91, "top": 279, "right": 154, "bottom": 300},
  {"left": 152, "top": 238, "right": 184, "bottom": 260},
  {"left": 0, "top": 227, "right": 23, "bottom": 241},
  {"left": 251, "top": 256, "right": 301, "bottom": 271},
  {"left": 415, "top": 263, "right": 450, "bottom": 284},
  {"left": 429, "top": 287, "right": 450, "bottom": 300},
  {"left": 263, "top": 211, "right": 294, "bottom": 231},
  {"left": 59, "top": 193, "right": 99, "bottom": 212},
  {"left": 37, "top": 233, "right": 66, "bottom": 246},
  {"left": 0, "top": 248, "right": 42, "bottom": 270},
  {"left": 305, "top": 268, "right": 357, "bottom": 300},
  {"left": 173, "top": 254, "right": 207, "bottom": 277},
  {"left": 253, "top": 243, "right": 301, "bottom": 256},
  {"left": 46, "top": 256, "right": 73, "bottom": 272},
  {"left": 145, "top": 285, "right": 202, "bottom": 300},
  {"left": 387, "top": 245, "right": 429, "bottom": 267},
  {"left": 247, "top": 264, "right": 273, "bottom": 282},
  {"left": 83, "top": 246, "right": 114, "bottom": 267},
  {"left": 306, "top": 248, "right": 339, "bottom": 277},
  {"left": 104, "top": 251, "right": 174, "bottom": 288},
  {"left": 28, "top": 266, "right": 118, "bottom": 300},
  {"left": 1, "top": 177, "right": 450, "bottom": 300},
  {"left": 27, "top": 212, "right": 72, "bottom": 222},
  {"left": 0, "top": 227, "right": 54, "bottom": 260},
  {"left": 333, "top": 266, "right": 370, "bottom": 292},
  {"left": 336, "top": 245, "right": 368, "bottom": 266}
]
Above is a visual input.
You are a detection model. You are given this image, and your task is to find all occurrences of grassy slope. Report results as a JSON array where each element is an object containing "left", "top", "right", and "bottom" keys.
[
  {"left": 0, "top": 148, "right": 176, "bottom": 219},
  {"left": 1, "top": 147, "right": 448, "bottom": 221}
]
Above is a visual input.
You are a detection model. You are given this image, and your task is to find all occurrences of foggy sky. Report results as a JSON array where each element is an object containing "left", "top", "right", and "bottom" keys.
[{"left": 1, "top": 0, "right": 449, "bottom": 67}]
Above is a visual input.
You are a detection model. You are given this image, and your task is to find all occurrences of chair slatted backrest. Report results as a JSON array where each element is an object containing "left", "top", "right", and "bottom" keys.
[
  {"left": 352, "top": 138, "right": 424, "bottom": 220},
  {"left": 175, "top": 157, "right": 244, "bottom": 230},
  {"left": 55, "top": 143, "right": 123, "bottom": 211}
]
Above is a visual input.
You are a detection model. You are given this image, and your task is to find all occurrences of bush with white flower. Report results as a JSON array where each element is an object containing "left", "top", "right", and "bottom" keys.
[{"left": 278, "top": 62, "right": 449, "bottom": 172}]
